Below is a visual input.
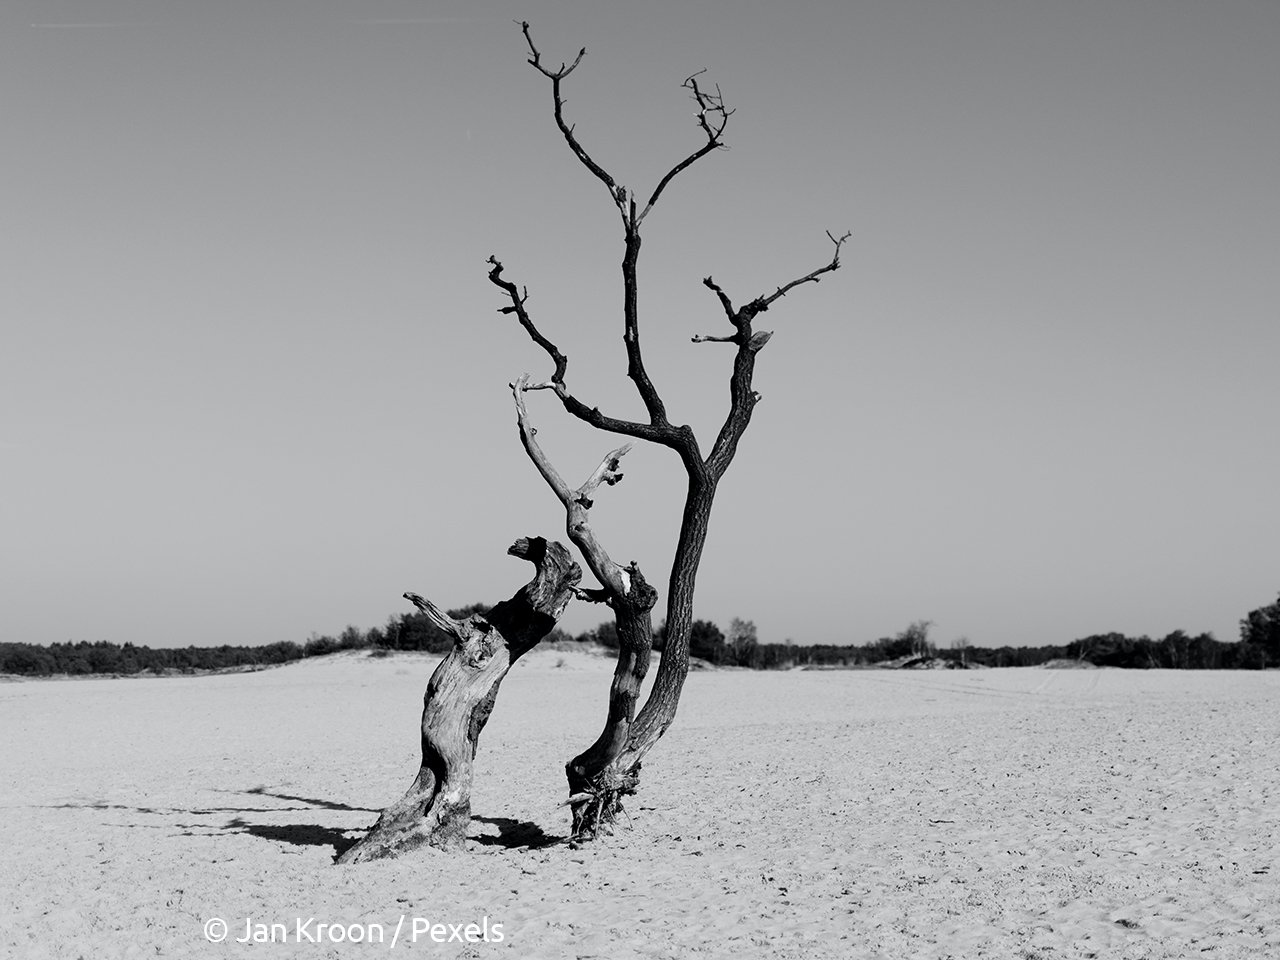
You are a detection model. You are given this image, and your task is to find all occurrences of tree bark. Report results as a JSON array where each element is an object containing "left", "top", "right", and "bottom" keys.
[{"left": 337, "top": 537, "right": 580, "bottom": 863}]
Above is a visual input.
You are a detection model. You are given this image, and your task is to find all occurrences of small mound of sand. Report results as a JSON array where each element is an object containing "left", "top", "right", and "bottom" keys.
[{"left": 1040, "top": 658, "right": 1098, "bottom": 668}]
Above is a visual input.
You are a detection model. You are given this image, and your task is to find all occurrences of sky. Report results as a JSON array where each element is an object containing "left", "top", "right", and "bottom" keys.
[{"left": 2, "top": 0, "right": 1277, "bottom": 651}]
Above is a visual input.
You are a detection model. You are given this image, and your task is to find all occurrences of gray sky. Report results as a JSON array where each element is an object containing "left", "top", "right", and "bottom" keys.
[{"left": 3, "top": 0, "right": 1277, "bottom": 650}]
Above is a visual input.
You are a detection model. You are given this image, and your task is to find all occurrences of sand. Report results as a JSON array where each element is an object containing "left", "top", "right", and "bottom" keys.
[{"left": 2, "top": 650, "right": 1276, "bottom": 958}]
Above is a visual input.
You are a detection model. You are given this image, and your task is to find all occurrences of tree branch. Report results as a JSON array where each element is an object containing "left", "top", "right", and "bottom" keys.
[
  {"left": 521, "top": 21, "right": 628, "bottom": 222},
  {"left": 701, "top": 276, "right": 737, "bottom": 322},
  {"left": 520, "top": 19, "right": 585, "bottom": 79},
  {"left": 488, "top": 256, "right": 568, "bottom": 387},
  {"left": 577, "top": 441, "right": 634, "bottom": 508},
  {"left": 403, "top": 592, "right": 466, "bottom": 641},
  {"left": 491, "top": 259, "right": 697, "bottom": 451},
  {"left": 754, "top": 230, "right": 851, "bottom": 310},
  {"left": 509, "top": 376, "right": 575, "bottom": 503},
  {"left": 700, "top": 232, "right": 851, "bottom": 477},
  {"left": 574, "top": 586, "right": 613, "bottom": 604},
  {"left": 518, "top": 23, "right": 733, "bottom": 433},
  {"left": 511, "top": 375, "right": 634, "bottom": 598},
  {"left": 636, "top": 72, "right": 732, "bottom": 225}
]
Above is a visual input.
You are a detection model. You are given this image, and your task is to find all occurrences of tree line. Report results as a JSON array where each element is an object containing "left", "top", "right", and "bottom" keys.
[
  {"left": 3, "top": 592, "right": 1277, "bottom": 678},
  {"left": 0, "top": 604, "right": 489, "bottom": 677},
  {"left": 584, "top": 614, "right": 1277, "bottom": 671}
]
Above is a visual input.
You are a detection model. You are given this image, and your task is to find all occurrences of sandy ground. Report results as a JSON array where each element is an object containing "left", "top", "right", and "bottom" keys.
[{"left": 1, "top": 650, "right": 1277, "bottom": 959}]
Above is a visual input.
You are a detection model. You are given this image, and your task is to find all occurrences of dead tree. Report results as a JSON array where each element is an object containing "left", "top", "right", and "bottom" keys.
[
  {"left": 337, "top": 537, "right": 580, "bottom": 863},
  {"left": 491, "top": 24, "right": 849, "bottom": 837}
]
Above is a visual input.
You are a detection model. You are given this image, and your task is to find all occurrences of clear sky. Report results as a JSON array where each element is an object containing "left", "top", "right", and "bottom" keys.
[{"left": 3, "top": 1, "right": 1277, "bottom": 651}]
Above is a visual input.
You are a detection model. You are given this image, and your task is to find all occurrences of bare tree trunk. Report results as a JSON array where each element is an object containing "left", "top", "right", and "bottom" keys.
[
  {"left": 564, "top": 477, "right": 715, "bottom": 837},
  {"left": 563, "top": 564, "right": 657, "bottom": 835},
  {"left": 337, "top": 537, "right": 579, "bottom": 863}
]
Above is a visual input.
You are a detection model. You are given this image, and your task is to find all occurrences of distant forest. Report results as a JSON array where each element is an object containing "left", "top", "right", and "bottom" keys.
[{"left": 3, "top": 593, "right": 1277, "bottom": 678}]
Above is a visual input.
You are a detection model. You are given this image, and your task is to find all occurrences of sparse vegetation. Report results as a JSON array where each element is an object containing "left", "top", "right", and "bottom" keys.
[
  {"left": 574, "top": 613, "right": 1275, "bottom": 670},
  {"left": 0, "top": 638, "right": 318, "bottom": 677},
  {"left": 0, "top": 604, "right": 491, "bottom": 677},
  {"left": 6, "top": 594, "right": 1276, "bottom": 678}
]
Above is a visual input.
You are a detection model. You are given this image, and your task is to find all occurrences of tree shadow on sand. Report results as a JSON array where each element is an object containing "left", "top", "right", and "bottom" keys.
[
  {"left": 238, "top": 785, "right": 379, "bottom": 813},
  {"left": 46, "top": 792, "right": 562, "bottom": 858},
  {"left": 222, "top": 817, "right": 361, "bottom": 858},
  {"left": 46, "top": 788, "right": 379, "bottom": 860},
  {"left": 214, "top": 788, "right": 376, "bottom": 859},
  {"left": 471, "top": 816, "right": 562, "bottom": 850},
  {"left": 213, "top": 793, "right": 563, "bottom": 858}
]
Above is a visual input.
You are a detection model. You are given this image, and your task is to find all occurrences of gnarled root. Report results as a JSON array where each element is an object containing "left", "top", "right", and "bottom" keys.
[{"left": 567, "top": 764, "right": 641, "bottom": 840}]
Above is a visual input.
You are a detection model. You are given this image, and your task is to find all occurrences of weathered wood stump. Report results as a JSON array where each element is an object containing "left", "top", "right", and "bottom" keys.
[{"left": 337, "top": 537, "right": 580, "bottom": 863}]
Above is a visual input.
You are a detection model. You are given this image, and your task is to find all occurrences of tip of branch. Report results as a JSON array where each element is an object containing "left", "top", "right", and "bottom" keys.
[{"left": 826, "top": 229, "right": 852, "bottom": 266}]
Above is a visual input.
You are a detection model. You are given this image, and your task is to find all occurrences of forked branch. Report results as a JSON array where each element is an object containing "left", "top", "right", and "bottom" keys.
[
  {"left": 697, "top": 231, "right": 851, "bottom": 336},
  {"left": 520, "top": 20, "right": 585, "bottom": 80},
  {"left": 490, "top": 258, "right": 693, "bottom": 452},
  {"left": 511, "top": 23, "right": 740, "bottom": 455},
  {"left": 521, "top": 21, "right": 626, "bottom": 219},
  {"left": 522, "top": 21, "right": 732, "bottom": 231},
  {"left": 637, "top": 72, "right": 733, "bottom": 224},
  {"left": 698, "top": 231, "right": 852, "bottom": 476},
  {"left": 511, "top": 375, "right": 634, "bottom": 599}
]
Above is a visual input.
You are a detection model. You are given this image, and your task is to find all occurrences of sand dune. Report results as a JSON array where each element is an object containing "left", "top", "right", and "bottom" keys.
[{"left": 2, "top": 650, "right": 1276, "bottom": 958}]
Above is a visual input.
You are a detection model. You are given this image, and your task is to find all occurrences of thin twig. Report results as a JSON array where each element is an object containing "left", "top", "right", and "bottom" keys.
[
  {"left": 521, "top": 21, "right": 626, "bottom": 221},
  {"left": 755, "top": 231, "right": 851, "bottom": 310},
  {"left": 636, "top": 72, "right": 733, "bottom": 225}
]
